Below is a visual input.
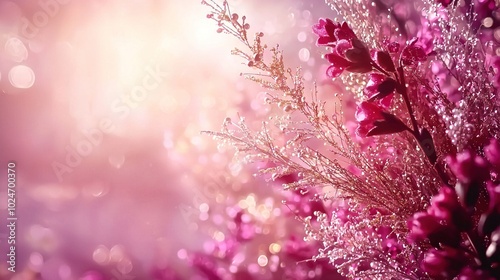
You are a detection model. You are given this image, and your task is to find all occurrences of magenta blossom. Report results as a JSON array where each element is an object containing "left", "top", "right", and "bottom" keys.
[
  {"left": 421, "top": 248, "right": 467, "bottom": 278},
  {"left": 447, "top": 150, "right": 490, "bottom": 208},
  {"left": 479, "top": 182, "right": 500, "bottom": 236},
  {"left": 312, "top": 19, "right": 356, "bottom": 46},
  {"left": 355, "top": 101, "right": 407, "bottom": 137},
  {"left": 446, "top": 150, "right": 490, "bottom": 184},
  {"left": 313, "top": 19, "right": 372, "bottom": 77},
  {"left": 428, "top": 187, "right": 471, "bottom": 231},
  {"left": 437, "top": 0, "right": 454, "bottom": 7},
  {"left": 364, "top": 73, "right": 397, "bottom": 107},
  {"left": 458, "top": 267, "right": 497, "bottom": 280},
  {"left": 401, "top": 38, "right": 428, "bottom": 66},
  {"left": 407, "top": 212, "right": 460, "bottom": 247},
  {"left": 373, "top": 50, "right": 396, "bottom": 72},
  {"left": 484, "top": 138, "right": 500, "bottom": 170}
]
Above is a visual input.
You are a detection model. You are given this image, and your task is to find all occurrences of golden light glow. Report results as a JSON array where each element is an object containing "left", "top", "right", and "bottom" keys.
[
  {"left": 269, "top": 243, "right": 281, "bottom": 254},
  {"left": 213, "top": 231, "right": 225, "bottom": 242}
]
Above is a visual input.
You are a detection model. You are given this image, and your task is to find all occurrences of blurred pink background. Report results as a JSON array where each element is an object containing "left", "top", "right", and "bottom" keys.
[{"left": 0, "top": 0, "right": 335, "bottom": 279}]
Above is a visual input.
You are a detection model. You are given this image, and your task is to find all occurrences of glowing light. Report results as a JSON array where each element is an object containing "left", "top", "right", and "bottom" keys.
[
  {"left": 117, "top": 258, "right": 133, "bottom": 274},
  {"left": 92, "top": 245, "right": 110, "bottom": 264},
  {"left": 299, "top": 48, "right": 310, "bottom": 62},
  {"left": 213, "top": 231, "right": 225, "bottom": 242},
  {"left": 257, "top": 255, "right": 268, "bottom": 267},
  {"left": 199, "top": 203, "right": 209, "bottom": 212},
  {"left": 297, "top": 31, "right": 307, "bottom": 42},
  {"left": 29, "top": 252, "right": 44, "bottom": 271},
  {"left": 494, "top": 28, "right": 500, "bottom": 42},
  {"left": 238, "top": 199, "right": 249, "bottom": 209},
  {"left": 483, "top": 17, "right": 494, "bottom": 28},
  {"left": 199, "top": 212, "right": 209, "bottom": 221},
  {"left": 5, "top": 37, "right": 28, "bottom": 62},
  {"left": 269, "top": 243, "right": 281, "bottom": 254},
  {"left": 8, "top": 65, "right": 35, "bottom": 89},
  {"left": 177, "top": 249, "right": 187, "bottom": 260},
  {"left": 109, "top": 245, "right": 125, "bottom": 263}
]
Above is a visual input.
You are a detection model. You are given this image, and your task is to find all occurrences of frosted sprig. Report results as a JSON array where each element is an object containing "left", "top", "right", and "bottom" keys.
[
  {"left": 420, "top": 0, "right": 500, "bottom": 150},
  {"left": 304, "top": 201, "right": 427, "bottom": 280},
  {"left": 203, "top": 1, "right": 440, "bottom": 219}
]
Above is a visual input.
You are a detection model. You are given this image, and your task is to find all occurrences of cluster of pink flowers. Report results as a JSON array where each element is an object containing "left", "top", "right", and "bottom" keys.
[
  {"left": 199, "top": 0, "right": 500, "bottom": 279},
  {"left": 310, "top": 1, "right": 500, "bottom": 278},
  {"left": 313, "top": 19, "right": 429, "bottom": 141},
  {"left": 406, "top": 140, "right": 500, "bottom": 279}
]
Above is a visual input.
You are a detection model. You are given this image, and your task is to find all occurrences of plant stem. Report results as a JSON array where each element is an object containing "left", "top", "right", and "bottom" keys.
[
  {"left": 396, "top": 66, "right": 419, "bottom": 134},
  {"left": 396, "top": 66, "right": 452, "bottom": 186}
]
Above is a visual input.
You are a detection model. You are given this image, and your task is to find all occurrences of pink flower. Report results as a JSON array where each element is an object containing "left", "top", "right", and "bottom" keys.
[
  {"left": 378, "top": 226, "right": 402, "bottom": 257},
  {"left": 446, "top": 150, "right": 490, "bottom": 184},
  {"left": 458, "top": 267, "right": 497, "bottom": 280},
  {"left": 313, "top": 20, "right": 372, "bottom": 77},
  {"left": 484, "top": 138, "right": 500, "bottom": 170},
  {"left": 437, "top": 0, "right": 454, "bottom": 7},
  {"left": 447, "top": 150, "right": 489, "bottom": 208},
  {"left": 373, "top": 50, "right": 396, "bottom": 72},
  {"left": 383, "top": 39, "right": 400, "bottom": 53},
  {"left": 312, "top": 19, "right": 355, "bottom": 46},
  {"left": 364, "top": 73, "right": 397, "bottom": 107},
  {"left": 401, "top": 38, "right": 428, "bottom": 66},
  {"left": 428, "top": 187, "right": 471, "bottom": 231},
  {"left": 407, "top": 213, "right": 441, "bottom": 241},
  {"left": 355, "top": 101, "right": 407, "bottom": 137},
  {"left": 479, "top": 182, "right": 500, "bottom": 236},
  {"left": 487, "top": 182, "right": 500, "bottom": 213},
  {"left": 407, "top": 212, "right": 460, "bottom": 247},
  {"left": 421, "top": 248, "right": 467, "bottom": 278}
]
